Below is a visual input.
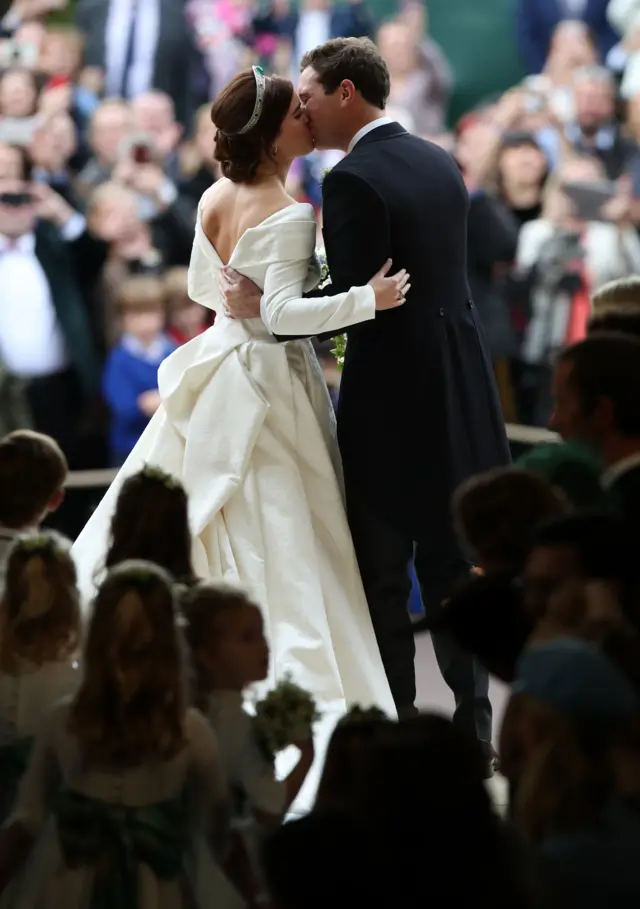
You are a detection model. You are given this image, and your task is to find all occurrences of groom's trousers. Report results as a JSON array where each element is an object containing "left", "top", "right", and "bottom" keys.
[{"left": 347, "top": 491, "right": 492, "bottom": 745}]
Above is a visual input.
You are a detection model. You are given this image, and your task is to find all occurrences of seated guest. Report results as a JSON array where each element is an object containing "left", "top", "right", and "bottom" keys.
[
  {"left": 421, "top": 574, "right": 533, "bottom": 685},
  {"left": 501, "top": 637, "right": 640, "bottom": 908},
  {"left": 515, "top": 442, "right": 605, "bottom": 509},
  {"left": 523, "top": 513, "right": 640, "bottom": 628},
  {"left": 102, "top": 276, "right": 176, "bottom": 465},
  {"left": 589, "top": 274, "right": 640, "bottom": 336},
  {"left": 550, "top": 335, "right": 640, "bottom": 537},
  {"left": 453, "top": 467, "right": 567, "bottom": 578}
]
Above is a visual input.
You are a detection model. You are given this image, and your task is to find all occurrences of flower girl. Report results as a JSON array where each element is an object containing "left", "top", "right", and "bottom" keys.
[
  {"left": 102, "top": 466, "right": 196, "bottom": 584},
  {"left": 0, "top": 532, "right": 80, "bottom": 821},
  {"left": 0, "top": 561, "right": 242, "bottom": 909},
  {"left": 183, "top": 583, "right": 315, "bottom": 905},
  {"left": 183, "top": 583, "right": 315, "bottom": 825}
]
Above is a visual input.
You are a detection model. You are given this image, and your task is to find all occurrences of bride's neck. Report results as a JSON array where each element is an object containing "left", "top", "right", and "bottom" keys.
[{"left": 255, "top": 158, "right": 292, "bottom": 187}]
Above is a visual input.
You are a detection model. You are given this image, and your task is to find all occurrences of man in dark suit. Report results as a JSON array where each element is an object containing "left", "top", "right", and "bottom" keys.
[
  {"left": 75, "top": 0, "right": 209, "bottom": 129},
  {"left": 0, "top": 142, "right": 104, "bottom": 454},
  {"left": 550, "top": 334, "right": 640, "bottom": 539},
  {"left": 224, "top": 39, "right": 509, "bottom": 751},
  {"left": 515, "top": 0, "right": 618, "bottom": 74}
]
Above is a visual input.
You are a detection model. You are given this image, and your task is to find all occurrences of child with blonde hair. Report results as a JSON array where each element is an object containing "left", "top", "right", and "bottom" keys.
[
  {"left": 183, "top": 583, "right": 314, "bottom": 902},
  {"left": 183, "top": 583, "right": 314, "bottom": 820},
  {"left": 0, "top": 532, "right": 80, "bottom": 820},
  {"left": 103, "top": 277, "right": 177, "bottom": 465},
  {"left": 0, "top": 561, "right": 242, "bottom": 909}
]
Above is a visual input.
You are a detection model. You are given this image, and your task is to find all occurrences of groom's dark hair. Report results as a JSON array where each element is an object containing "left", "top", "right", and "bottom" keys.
[{"left": 300, "top": 38, "right": 390, "bottom": 110}]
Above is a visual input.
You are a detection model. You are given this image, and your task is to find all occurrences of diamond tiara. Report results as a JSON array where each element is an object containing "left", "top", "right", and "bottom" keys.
[{"left": 237, "top": 65, "right": 267, "bottom": 135}]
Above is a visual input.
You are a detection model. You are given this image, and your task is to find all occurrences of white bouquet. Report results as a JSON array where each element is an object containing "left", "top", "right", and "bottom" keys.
[
  {"left": 254, "top": 674, "right": 320, "bottom": 760},
  {"left": 315, "top": 247, "right": 346, "bottom": 370},
  {"left": 315, "top": 247, "right": 330, "bottom": 289}
]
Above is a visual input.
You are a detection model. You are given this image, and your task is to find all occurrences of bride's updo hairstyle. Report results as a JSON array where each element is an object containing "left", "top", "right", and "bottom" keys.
[{"left": 211, "top": 66, "right": 293, "bottom": 183}]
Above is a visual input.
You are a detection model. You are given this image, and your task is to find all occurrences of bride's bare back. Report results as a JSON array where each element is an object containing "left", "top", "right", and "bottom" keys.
[{"left": 201, "top": 177, "right": 297, "bottom": 266}]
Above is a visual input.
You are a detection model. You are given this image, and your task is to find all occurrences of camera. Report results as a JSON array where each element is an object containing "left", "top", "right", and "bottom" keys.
[{"left": 0, "top": 192, "right": 32, "bottom": 207}]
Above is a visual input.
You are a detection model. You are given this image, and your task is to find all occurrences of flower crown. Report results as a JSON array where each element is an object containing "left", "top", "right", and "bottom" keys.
[
  {"left": 140, "top": 464, "right": 180, "bottom": 490},
  {"left": 15, "top": 533, "right": 62, "bottom": 557},
  {"left": 337, "top": 704, "right": 389, "bottom": 727},
  {"left": 108, "top": 560, "right": 166, "bottom": 588}
]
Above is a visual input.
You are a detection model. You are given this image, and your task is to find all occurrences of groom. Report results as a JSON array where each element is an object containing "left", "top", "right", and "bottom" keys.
[{"left": 223, "top": 38, "right": 510, "bottom": 751}]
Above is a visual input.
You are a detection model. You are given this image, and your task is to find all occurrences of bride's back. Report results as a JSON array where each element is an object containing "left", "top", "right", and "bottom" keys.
[{"left": 201, "top": 178, "right": 294, "bottom": 266}]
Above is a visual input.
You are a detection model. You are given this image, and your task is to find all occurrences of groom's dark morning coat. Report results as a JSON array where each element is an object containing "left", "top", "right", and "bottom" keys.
[{"left": 278, "top": 122, "right": 510, "bottom": 538}]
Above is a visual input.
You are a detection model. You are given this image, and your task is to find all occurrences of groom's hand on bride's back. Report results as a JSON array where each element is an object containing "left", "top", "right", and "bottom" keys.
[{"left": 220, "top": 267, "right": 262, "bottom": 320}]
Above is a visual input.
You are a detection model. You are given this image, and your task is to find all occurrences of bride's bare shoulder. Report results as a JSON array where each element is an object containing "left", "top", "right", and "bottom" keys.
[{"left": 200, "top": 179, "right": 304, "bottom": 237}]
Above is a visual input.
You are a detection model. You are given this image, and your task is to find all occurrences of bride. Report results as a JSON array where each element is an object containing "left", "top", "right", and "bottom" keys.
[{"left": 72, "top": 66, "right": 406, "bottom": 803}]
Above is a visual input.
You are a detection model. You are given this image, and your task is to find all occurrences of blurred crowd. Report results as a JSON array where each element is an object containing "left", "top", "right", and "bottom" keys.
[{"left": 4, "top": 0, "right": 640, "bottom": 516}]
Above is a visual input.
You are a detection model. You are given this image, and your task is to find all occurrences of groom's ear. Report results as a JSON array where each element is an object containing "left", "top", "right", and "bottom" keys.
[{"left": 339, "top": 80, "right": 357, "bottom": 105}]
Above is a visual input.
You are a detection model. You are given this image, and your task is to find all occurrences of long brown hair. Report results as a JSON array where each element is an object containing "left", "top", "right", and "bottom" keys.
[
  {"left": 314, "top": 711, "right": 390, "bottom": 813},
  {"left": 104, "top": 467, "right": 195, "bottom": 583},
  {"left": 69, "top": 560, "right": 186, "bottom": 765},
  {"left": 500, "top": 693, "right": 616, "bottom": 842},
  {"left": 211, "top": 69, "right": 293, "bottom": 183},
  {"left": 182, "top": 582, "right": 258, "bottom": 708},
  {"left": 0, "top": 532, "right": 80, "bottom": 672}
]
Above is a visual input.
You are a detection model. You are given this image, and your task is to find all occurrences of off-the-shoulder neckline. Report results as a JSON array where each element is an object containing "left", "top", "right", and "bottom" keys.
[{"left": 197, "top": 201, "right": 315, "bottom": 267}]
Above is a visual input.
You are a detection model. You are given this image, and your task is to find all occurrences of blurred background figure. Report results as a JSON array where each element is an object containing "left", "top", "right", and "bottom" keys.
[
  {"left": 378, "top": 9, "right": 451, "bottom": 135},
  {"left": 516, "top": 0, "right": 618, "bottom": 75}
]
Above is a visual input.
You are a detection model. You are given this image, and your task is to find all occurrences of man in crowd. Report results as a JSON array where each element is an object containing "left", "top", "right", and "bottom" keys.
[
  {"left": 515, "top": 0, "right": 618, "bottom": 74},
  {"left": 0, "top": 142, "right": 104, "bottom": 439},
  {"left": 539, "top": 65, "right": 640, "bottom": 178},
  {"left": 75, "top": 0, "right": 208, "bottom": 128},
  {"left": 550, "top": 333, "right": 640, "bottom": 535}
]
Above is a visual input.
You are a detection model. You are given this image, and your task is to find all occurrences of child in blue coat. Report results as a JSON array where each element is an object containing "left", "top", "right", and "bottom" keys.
[{"left": 103, "top": 276, "right": 177, "bottom": 465}]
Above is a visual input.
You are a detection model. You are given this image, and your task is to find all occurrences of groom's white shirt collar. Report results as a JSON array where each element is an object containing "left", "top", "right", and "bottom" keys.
[{"left": 347, "top": 116, "right": 394, "bottom": 153}]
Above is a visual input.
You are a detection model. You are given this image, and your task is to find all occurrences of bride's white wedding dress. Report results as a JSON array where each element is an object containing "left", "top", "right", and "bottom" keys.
[{"left": 72, "top": 195, "right": 396, "bottom": 808}]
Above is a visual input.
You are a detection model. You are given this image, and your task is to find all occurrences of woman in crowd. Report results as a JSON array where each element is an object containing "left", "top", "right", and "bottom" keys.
[
  {"left": 501, "top": 637, "right": 640, "bottom": 907},
  {"left": 514, "top": 154, "right": 640, "bottom": 424}
]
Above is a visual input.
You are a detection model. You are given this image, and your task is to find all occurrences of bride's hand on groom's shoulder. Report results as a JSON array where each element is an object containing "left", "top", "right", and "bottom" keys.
[
  {"left": 368, "top": 259, "right": 411, "bottom": 311},
  {"left": 219, "top": 267, "right": 262, "bottom": 320}
]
